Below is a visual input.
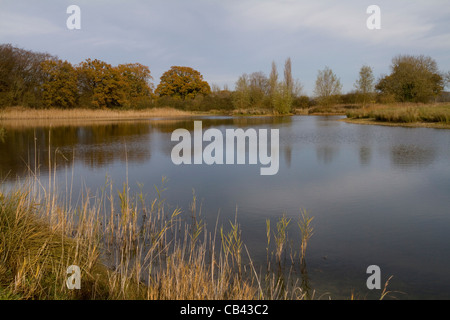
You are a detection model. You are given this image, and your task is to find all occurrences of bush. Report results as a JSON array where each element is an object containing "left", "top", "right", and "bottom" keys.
[
  {"left": 155, "top": 91, "right": 234, "bottom": 112},
  {"left": 293, "top": 95, "right": 312, "bottom": 109}
]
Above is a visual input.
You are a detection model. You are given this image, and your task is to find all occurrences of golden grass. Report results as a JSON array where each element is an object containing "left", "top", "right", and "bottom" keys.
[
  {"left": 306, "top": 104, "right": 362, "bottom": 115},
  {"left": 344, "top": 103, "right": 450, "bottom": 129},
  {"left": 0, "top": 170, "right": 317, "bottom": 300},
  {"left": 0, "top": 106, "right": 201, "bottom": 121}
]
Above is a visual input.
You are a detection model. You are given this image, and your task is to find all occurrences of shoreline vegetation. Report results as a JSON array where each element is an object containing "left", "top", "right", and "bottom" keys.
[
  {"left": 2, "top": 103, "right": 450, "bottom": 130},
  {"left": 1, "top": 44, "right": 449, "bottom": 129},
  {"left": 343, "top": 103, "right": 450, "bottom": 129},
  {"left": 0, "top": 171, "right": 322, "bottom": 300},
  {"left": 1, "top": 44, "right": 449, "bottom": 119}
]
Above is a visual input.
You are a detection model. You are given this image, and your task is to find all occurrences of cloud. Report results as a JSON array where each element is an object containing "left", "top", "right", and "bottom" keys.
[
  {"left": 225, "top": 0, "right": 449, "bottom": 49},
  {"left": 0, "top": 12, "right": 63, "bottom": 37}
]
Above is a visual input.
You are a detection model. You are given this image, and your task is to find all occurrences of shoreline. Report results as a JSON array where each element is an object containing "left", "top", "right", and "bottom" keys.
[
  {"left": 2, "top": 105, "right": 450, "bottom": 130},
  {"left": 0, "top": 106, "right": 207, "bottom": 120},
  {"left": 341, "top": 117, "right": 450, "bottom": 130}
]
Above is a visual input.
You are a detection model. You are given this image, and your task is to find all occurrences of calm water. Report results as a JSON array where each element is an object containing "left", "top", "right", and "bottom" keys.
[{"left": 1, "top": 115, "right": 450, "bottom": 299}]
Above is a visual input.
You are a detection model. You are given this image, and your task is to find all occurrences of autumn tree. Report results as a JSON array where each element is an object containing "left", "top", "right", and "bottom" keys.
[
  {"left": 0, "top": 44, "right": 155, "bottom": 109},
  {"left": 77, "top": 59, "right": 126, "bottom": 108},
  {"left": 376, "top": 55, "right": 444, "bottom": 103},
  {"left": 117, "top": 63, "right": 154, "bottom": 108},
  {"left": 314, "top": 66, "right": 342, "bottom": 106},
  {"left": 40, "top": 59, "right": 78, "bottom": 109},
  {"left": 0, "top": 44, "right": 53, "bottom": 107},
  {"left": 155, "top": 66, "right": 210, "bottom": 100},
  {"left": 354, "top": 65, "right": 375, "bottom": 107}
]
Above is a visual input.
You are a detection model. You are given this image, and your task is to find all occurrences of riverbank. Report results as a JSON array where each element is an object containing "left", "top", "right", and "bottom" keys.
[
  {"left": 341, "top": 117, "right": 450, "bottom": 129},
  {"left": 344, "top": 103, "right": 450, "bottom": 129},
  {"left": 0, "top": 104, "right": 353, "bottom": 122},
  {"left": 0, "top": 106, "right": 203, "bottom": 120},
  {"left": 3, "top": 103, "right": 450, "bottom": 130}
]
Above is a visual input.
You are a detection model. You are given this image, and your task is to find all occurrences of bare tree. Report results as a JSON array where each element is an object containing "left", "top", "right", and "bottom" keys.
[
  {"left": 444, "top": 71, "right": 450, "bottom": 90},
  {"left": 314, "top": 66, "right": 342, "bottom": 107},
  {"left": 232, "top": 73, "right": 251, "bottom": 109}
]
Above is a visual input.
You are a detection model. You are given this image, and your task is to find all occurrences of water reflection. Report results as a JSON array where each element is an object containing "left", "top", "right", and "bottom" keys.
[
  {"left": 359, "top": 146, "right": 372, "bottom": 166},
  {"left": 0, "top": 116, "right": 293, "bottom": 180},
  {"left": 0, "top": 121, "right": 152, "bottom": 178},
  {"left": 315, "top": 145, "right": 339, "bottom": 164},
  {"left": 390, "top": 145, "right": 436, "bottom": 168}
]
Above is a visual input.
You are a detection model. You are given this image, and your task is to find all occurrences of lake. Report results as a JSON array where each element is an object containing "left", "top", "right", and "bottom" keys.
[{"left": 1, "top": 115, "right": 450, "bottom": 299}]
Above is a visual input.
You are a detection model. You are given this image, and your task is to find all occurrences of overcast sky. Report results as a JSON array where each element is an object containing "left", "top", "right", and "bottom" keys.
[{"left": 1, "top": 0, "right": 449, "bottom": 95}]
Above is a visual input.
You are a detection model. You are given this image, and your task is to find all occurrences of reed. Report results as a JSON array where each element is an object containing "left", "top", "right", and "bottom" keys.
[
  {"left": 0, "top": 106, "right": 197, "bottom": 121},
  {"left": 345, "top": 103, "right": 450, "bottom": 127},
  {"left": 0, "top": 169, "right": 317, "bottom": 300},
  {"left": 298, "top": 210, "right": 314, "bottom": 263}
]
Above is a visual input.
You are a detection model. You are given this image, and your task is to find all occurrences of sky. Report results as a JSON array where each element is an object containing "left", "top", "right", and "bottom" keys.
[{"left": 1, "top": 0, "right": 450, "bottom": 95}]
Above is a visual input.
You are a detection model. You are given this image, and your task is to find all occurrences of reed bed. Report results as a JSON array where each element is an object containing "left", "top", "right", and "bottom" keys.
[
  {"left": 0, "top": 107, "right": 196, "bottom": 121},
  {"left": 0, "top": 166, "right": 318, "bottom": 300},
  {"left": 345, "top": 103, "right": 450, "bottom": 126}
]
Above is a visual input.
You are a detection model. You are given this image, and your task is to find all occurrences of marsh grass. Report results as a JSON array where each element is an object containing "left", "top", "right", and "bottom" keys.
[
  {"left": 308, "top": 104, "right": 362, "bottom": 115},
  {"left": 0, "top": 106, "right": 196, "bottom": 121},
  {"left": 0, "top": 154, "right": 316, "bottom": 300},
  {"left": 298, "top": 210, "right": 314, "bottom": 264},
  {"left": 345, "top": 103, "right": 450, "bottom": 126}
]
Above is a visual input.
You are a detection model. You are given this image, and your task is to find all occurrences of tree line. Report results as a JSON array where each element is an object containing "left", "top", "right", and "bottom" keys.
[{"left": 0, "top": 43, "right": 449, "bottom": 113}]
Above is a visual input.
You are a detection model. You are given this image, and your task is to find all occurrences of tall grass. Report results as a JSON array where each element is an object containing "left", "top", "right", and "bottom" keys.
[
  {"left": 0, "top": 106, "right": 195, "bottom": 121},
  {"left": 346, "top": 103, "right": 450, "bottom": 125},
  {"left": 0, "top": 164, "right": 318, "bottom": 300}
]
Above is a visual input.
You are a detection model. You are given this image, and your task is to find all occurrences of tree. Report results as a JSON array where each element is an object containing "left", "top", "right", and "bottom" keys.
[
  {"left": 268, "top": 61, "right": 278, "bottom": 101},
  {"left": 376, "top": 55, "right": 444, "bottom": 103},
  {"left": 117, "top": 63, "right": 154, "bottom": 108},
  {"left": 232, "top": 73, "right": 251, "bottom": 109},
  {"left": 248, "top": 71, "right": 269, "bottom": 108},
  {"left": 0, "top": 44, "right": 155, "bottom": 109},
  {"left": 284, "top": 57, "right": 294, "bottom": 98},
  {"left": 272, "top": 82, "right": 292, "bottom": 114},
  {"left": 233, "top": 71, "right": 271, "bottom": 109},
  {"left": 445, "top": 71, "right": 450, "bottom": 89},
  {"left": 354, "top": 65, "right": 375, "bottom": 107},
  {"left": 40, "top": 59, "right": 78, "bottom": 109},
  {"left": 314, "top": 66, "right": 342, "bottom": 106},
  {"left": 0, "top": 44, "right": 53, "bottom": 107},
  {"left": 155, "top": 66, "right": 210, "bottom": 100},
  {"left": 77, "top": 59, "right": 126, "bottom": 109},
  {"left": 271, "top": 57, "right": 302, "bottom": 114}
]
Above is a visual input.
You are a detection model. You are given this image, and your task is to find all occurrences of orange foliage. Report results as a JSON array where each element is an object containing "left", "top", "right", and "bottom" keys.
[{"left": 155, "top": 66, "right": 211, "bottom": 100}]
